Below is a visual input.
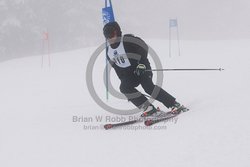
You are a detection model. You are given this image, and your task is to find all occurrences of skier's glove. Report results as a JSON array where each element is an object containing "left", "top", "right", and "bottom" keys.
[{"left": 134, "top": 64, "right": 146, "bottom": 76}]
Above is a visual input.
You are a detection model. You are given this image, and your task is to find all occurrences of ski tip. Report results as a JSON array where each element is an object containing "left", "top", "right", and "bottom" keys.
[
  {"left": 144, "top": 120, "right": 153, "bottom": 126},
  {"left": 104, "top": 124, "right": 113, "bottom": 130}
]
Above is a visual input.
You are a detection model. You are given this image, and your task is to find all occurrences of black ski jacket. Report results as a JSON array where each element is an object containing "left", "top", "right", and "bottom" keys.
[{"left": 106, "top": 34, "right": 152, "bottom": 80}]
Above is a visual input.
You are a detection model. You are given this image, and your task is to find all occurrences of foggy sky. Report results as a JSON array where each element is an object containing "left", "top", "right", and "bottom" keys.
[
  {"left": 1, "top": 0, "right": 250, "bottom": 61},
  {"left": 109, "top": 0, "right": 250, "bottom": 39}
]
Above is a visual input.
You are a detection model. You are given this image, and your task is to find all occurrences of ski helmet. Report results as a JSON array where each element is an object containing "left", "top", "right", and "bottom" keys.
[{"left": 103, "top": 21, "right": 122, "bottom": 39}]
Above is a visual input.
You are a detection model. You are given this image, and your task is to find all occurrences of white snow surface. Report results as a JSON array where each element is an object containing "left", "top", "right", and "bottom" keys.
[{"left": 0, "top": 40, "right": 250, "bottom": 167}]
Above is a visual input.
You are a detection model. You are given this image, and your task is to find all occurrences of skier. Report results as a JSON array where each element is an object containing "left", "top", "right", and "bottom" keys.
[{"left": 103, "top": 21, "right": 184, "bottom": 116}]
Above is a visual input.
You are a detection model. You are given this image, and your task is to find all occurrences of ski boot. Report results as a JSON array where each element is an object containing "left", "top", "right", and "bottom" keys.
[
  {"left": 171, "top": 102, "right": 189, "bottom": 115},
  {"left": 141, "top": 104, "right": 157, "bottom": 117}
]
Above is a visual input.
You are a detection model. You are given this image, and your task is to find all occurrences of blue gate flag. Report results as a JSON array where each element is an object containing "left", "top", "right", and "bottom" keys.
[
  {"left": 102, "top": 7, "right": 115, "bottom": 25},
  {"left": 102, "top": 0, "right": 115, "bottom": 25},
  {"left": 169, "top": 19, "right": 178, "bottom": 27}
]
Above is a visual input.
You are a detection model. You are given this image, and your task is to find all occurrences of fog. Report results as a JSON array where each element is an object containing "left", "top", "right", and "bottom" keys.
[{"left": 1, "top": 0, "right": 250, "bottom": 61}]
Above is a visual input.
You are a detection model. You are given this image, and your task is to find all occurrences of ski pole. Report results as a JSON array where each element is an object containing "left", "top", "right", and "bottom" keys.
[{"left": 146, "top": 68, "right": 224, "bottom": 72}]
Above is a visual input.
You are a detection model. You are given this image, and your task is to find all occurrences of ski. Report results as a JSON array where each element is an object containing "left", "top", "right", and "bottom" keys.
[
  {"left": 144, "top": 106, "right": 189, "bottom": 126},
  {"left": 104, "top": 109, "right": 172, "bottom": 130},
  {"left": 144, "top": 113, "right": 179, "bottom": 126},
  {"left": 104, "top": 119, "right": 140, "bottom": 130},
  {"left": 104, "top": 106, "right": 189, "bottom": 130}
]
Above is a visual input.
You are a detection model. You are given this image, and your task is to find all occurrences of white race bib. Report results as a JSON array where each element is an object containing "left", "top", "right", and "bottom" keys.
[{"left": 107, "top": 37, "right": 131, "bottom": 68}]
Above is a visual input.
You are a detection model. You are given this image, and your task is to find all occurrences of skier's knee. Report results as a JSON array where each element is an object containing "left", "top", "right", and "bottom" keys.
[
  {"left": 144, "top": 85, "right": 155, "bottom": 95},
  {"left": 120, "top": 84, "right": 129, "bottom": 94}
]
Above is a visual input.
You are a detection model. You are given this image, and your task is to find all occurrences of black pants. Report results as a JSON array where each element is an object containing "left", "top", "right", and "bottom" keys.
[{"left": 119, "top": 74, "right": 176, "bottom": 109}]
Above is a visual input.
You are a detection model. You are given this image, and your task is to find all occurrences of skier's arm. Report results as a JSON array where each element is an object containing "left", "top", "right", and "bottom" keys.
[
  {"left": 123, "top": 34, "right": 152, "bottom": 75},
  {"left": 139, "top": 52, "right": 151, "bottom": 70},
  {"left": 135, "top": 39, "right": 152, "bottom": 75}
]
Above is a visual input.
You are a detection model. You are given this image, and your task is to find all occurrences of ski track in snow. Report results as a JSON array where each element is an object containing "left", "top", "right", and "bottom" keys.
[{"left": 0, "top": 40, "right": 249, "bottom": 167}]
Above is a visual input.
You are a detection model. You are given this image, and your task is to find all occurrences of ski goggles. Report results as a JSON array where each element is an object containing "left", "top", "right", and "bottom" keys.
[{"left": 105, "top": 30, "right": 116, "bottom": 39}]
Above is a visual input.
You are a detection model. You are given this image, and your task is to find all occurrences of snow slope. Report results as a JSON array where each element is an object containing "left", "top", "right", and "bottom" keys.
[{"left": 0, "top": 40, "right": 249, "bottom": 167}]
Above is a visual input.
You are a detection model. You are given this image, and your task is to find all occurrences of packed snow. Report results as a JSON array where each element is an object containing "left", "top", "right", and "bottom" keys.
[{"left": 0, "top": 40, "right": 249, "bottom": 167}]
